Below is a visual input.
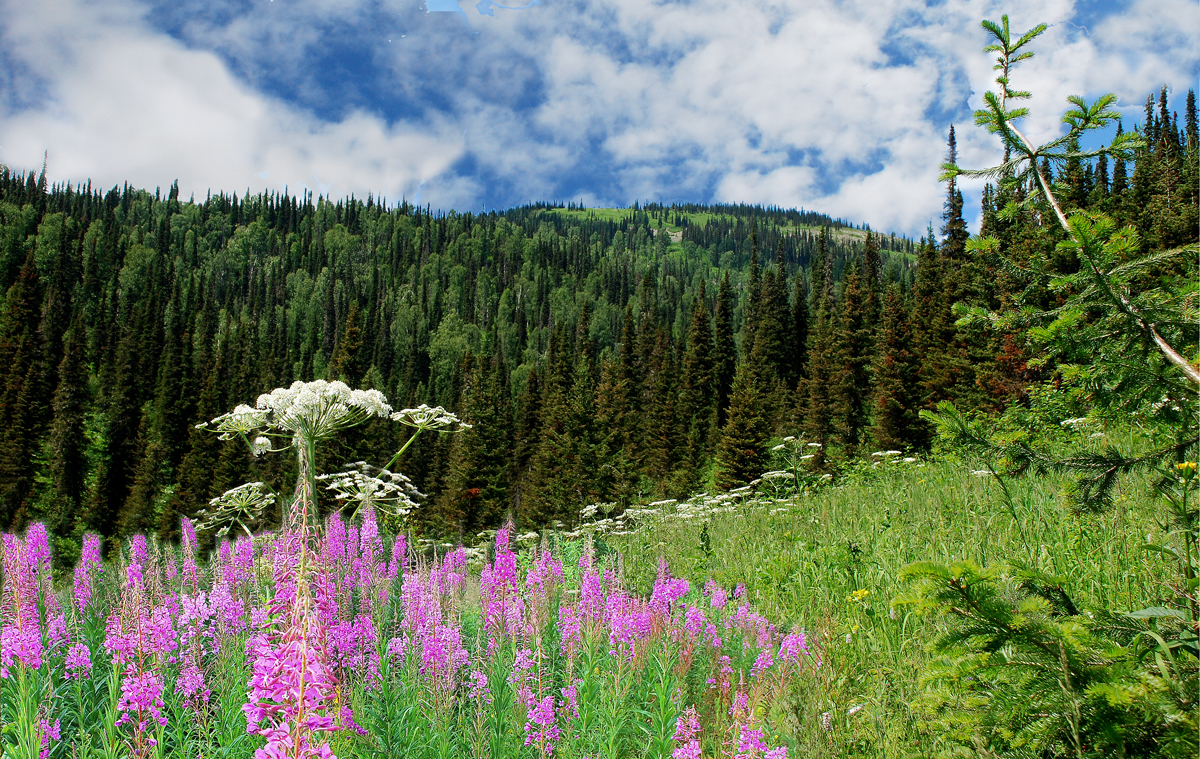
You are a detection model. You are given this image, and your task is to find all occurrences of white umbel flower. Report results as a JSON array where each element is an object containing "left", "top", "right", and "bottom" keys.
[
  {"left": 391, "top": 404, "right": 471, "bottom": 430},
  {"left": 211, "top": 380, "right": 394, "bottom": 444},
  {"left": 317, "top": 461, "right": 424, "bottom": 519}
]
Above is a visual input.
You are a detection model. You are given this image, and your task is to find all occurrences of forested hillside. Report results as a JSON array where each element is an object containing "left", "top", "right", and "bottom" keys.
[{"left": 0, "top": 87, "right": 1194, "bottom": 562}]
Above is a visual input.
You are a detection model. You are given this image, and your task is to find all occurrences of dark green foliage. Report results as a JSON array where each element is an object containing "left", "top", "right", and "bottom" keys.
[
  {"left": 870, "top": 284, "right": 921, "bottom": 451},
  {"left": 715, "top": 361, "right": 767, "bottom": 490}
]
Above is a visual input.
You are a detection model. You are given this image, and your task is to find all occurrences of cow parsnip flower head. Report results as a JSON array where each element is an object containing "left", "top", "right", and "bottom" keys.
[
  {"left": 316, "top": 461, "right": 424, "bottom": 519},
  {"left": 391, "top": 404, "right": 471, "bottom": 431},
  {"left": 194, "top": 482, "right": 276, "bottom": 539},
  {"left": 206, "top": 380, "right": 393, "bottom": 446}
]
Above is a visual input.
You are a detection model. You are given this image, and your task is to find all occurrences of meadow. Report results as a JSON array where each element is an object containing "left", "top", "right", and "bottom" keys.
[{"left": 0, "top": 427, "right": 1171, "bottom": 759}]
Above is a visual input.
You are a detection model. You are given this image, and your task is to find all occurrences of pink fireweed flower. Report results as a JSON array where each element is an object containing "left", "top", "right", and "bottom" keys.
[
  {"left": 649, "top": 560, "right": 689, "bottom": 616},
  {"left": 181, "top": 519, "right": 200, "bottom": 592},
  {"left": 579, "top": 568, "right": 605, "bottom": 625},
  {"left": 468, "top": 669, "right": 492, "bottom": 703},
  {"left": 480, "top": 526, "right": 524, "bottom": 637},
  {"left": 560, "top": 681, "right": 580, "bottom": 722},
  {"left": 25, "top": 523, "right": 51, "bottom": 579},
  {"left": 115, "top": 668, "right": 168, "bottom": 731},
  {"left": 1, "top": 532, "right": 42, "bottom": 675},
  {"left": 607, "top": 593, "right": 653, "bottom": 661},
  {"left": 387, "top": 534, "right": 406, "bottom": 582},
  {"left": 764, "top": 747, "right": 788, "bottom": 759},
  {"left": 523, "top": 695, "right": 561, "bottom": 754},
  {"left": 324, "top": 512, "right": 347, "bottom": 566},
  {"left": 730, "top": 689, "right": 749, "bottom": 720},
  {"left": 734, "top": 583, "right": 747, "bottom": 599},
  {"left": 778, "top": 631, "right": 810, "bottom": 666},
  {"left": 386, "top": 635, "right": 408, "bottom": 661},
  {"left": 176, "top": 658, "right": 211, "bottom": 707},
  {"left": 508, "top": 647, "right": 536, "bottom": 685},
  {"left": 360, "top": 507, "right": 382, "bottom": 566},
  {"left": 142, "top": 606, "right": 179, "bottom": 657},
  {"left": 65, "top": 641, "right": 92, "bottom": 679},
  {"left": 73, "top": 534, "right": 103, "bottom": 613},
  {"left": 243, "top": 611, "right": 341, "bottom": 757},
  {"left": 672, "top": 706, "right": 702, "bottom": 759},
  {"left": 0, "top": 626, "right": 43, "bottom": 675},
  {"left": 38, "top": 718, "right": 61, "bottom": 759},
  {"left": 44, "top": 613, "right": 67, "bottom": 650},
  {"left": 558, "top": 606, "right": 582, "bottom": 659},
  {"left": 750, "top": 648, "right": 774, "bottom": 679},
  {"left": 735, "top": 726, "right": 768, "bottom": 759},
  {"left": 706, "top": 580, "right": 728, "bottom": 610},
  {"left": 683, "top": 606, "right": 706, "bottom": 638},
  {"left": 338, "top": 705, "right": 368, "bottom": 736},
  {"left": 233, "top": 535, "right": 255, "bottom": 588},
  {"left": 126, "top": 535, "right": 148, "bottom": 589},
  {"left": 104, "top": 613, "right": 135, "bottom": 664}
]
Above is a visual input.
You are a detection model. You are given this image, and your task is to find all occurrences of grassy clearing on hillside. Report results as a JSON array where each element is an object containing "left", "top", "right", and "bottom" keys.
[{"left": 603, "top": 458, "right": 1170, "bottom": 757}]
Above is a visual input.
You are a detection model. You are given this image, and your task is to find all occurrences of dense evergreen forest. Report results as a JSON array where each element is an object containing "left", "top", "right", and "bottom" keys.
[{"left": 0, "top": 87, "right": 1195, "bottom": 562}]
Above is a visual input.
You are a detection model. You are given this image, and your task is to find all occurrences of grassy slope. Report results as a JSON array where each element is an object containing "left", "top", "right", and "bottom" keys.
[
  {"left": 543, "top": 208, "right": 899, "bottom": 258},
  {"left": 601, "top": 458, "right": 1168, "bottom": 757}
]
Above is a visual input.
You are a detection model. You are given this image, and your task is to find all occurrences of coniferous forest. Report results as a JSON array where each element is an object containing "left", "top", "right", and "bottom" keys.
[{"left": 0, "top": 87, "right": 1196, "bottom": 564}]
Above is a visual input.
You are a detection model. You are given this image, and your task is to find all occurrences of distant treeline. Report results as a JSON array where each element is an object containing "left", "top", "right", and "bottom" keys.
[{"left": 0, "top": 87, "right": 1194, "bottom": 560}]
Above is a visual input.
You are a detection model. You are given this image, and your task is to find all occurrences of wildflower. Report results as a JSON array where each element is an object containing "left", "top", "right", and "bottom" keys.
[
  {"left": 318, "top": 463, "right": 423, "bottom": 520},
  {"left": 198, "top": 482, "right": 275, "bottom": 540},
  {"left": 734, "top": 583, "right": 747, "bottom": 599},
  {"left": 736, "top": 726, "right": 767, "bottom": 759},
  {"left": 39, "top": 718, "right": 61, "bottom": 759},
  {"left": 847, "top": 588, "right": 870, "bottom": 604},
  {"left": 820, "top": 711, "right": 833, "bottom": 731},
  {"left": 847, "top": 704, "right": 864, "bottom": 716},
  {"left": 779, "top": 631, "right": 809, "bottom": 664},
  {"left": 764, "top": 747, "right": 788, "bottom": 759},
  {"left": 65, "top": 642, "right": 92, "bottom": 679},
  {"left": 523, "top": 695, "right": 561, "bottom": 753},
  {"left": 468, "top": 669, "right": 492, "bottom": 703},
  {"left": 751, "top": 648, "right": 774, "bottom": 678},
  {"left": 672, "top": 706, "right": 702, "bottom": 759},
  {"left": 175, "top": 658, "right": 211, "bottom": 708},
  {"left": 391, "top": 404, "right": 469, "bottom": 430},
  {"left": 115, "top": 668, "right": 168, "bottom": 732}
]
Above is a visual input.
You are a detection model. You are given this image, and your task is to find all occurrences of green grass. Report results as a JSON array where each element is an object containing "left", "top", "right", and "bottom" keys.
[{"left": 602, "top": 458, "right": 1170, "bottom": 758}]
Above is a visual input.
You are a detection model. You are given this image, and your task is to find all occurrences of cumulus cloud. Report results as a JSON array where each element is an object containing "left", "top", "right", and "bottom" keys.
[
  {"left": 0, "top": 0, "right": 465, "bottom": 202},
  {"left": 1, "top": 0, "right": 1195, "bottom": 234}
]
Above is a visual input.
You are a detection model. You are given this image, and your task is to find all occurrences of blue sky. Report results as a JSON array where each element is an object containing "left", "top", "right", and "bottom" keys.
[{"left": 1, "top": 0, "right": 1196, "bottom": 235}]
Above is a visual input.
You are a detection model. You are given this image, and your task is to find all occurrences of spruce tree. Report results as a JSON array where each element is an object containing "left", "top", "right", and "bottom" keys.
[
  {"left": 790, "top": 275, "right": 809, "bottom": 386},
  {"left": 0, "top": 253, "right": 47, "bottom": 529},
  {"left": 870, "top": 284, "right": 922, "bottom": 450},
  {"left": 833, "top": 263, "right": 870, "bottom": 455},
  {"left": 712, "top": 271, "right": 737, "bottom": 427},
  {"left": 679, "top": 280, "right": 716, "bottom": 473},
  {"left": 716, "top": 360, "right": 767, "bottom": 490},
  {"left": 801, "top": 228, "right": 836, "bottom": 465}
]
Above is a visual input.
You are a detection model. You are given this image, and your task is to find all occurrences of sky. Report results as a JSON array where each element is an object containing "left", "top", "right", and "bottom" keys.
[{"left": 0, "top": 0, "right": 1196, "bottom": 236}]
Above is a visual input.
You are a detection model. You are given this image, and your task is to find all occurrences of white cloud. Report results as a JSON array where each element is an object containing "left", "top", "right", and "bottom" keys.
[
  {"left": 1, "top": 0, "right": 1195, "bottom": 234},
  {"left": 0, "top": 0, "right": 464, "bottom": 202}
]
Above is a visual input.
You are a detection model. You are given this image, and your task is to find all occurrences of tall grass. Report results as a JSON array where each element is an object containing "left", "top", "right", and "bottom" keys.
[{"left": 606, "top": 458, "right": 1171, "bottom": 757}]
